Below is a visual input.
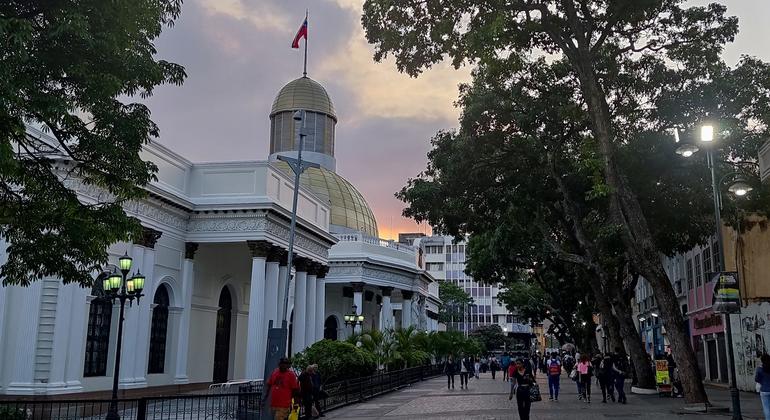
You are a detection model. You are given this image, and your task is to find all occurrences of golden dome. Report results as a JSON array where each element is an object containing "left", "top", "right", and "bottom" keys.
[
  {"left": 273, "top": 162, "right": 378, "bottom": 237},
  {"left": 271, "top": 77, "right": 336, "bottom": 120}
]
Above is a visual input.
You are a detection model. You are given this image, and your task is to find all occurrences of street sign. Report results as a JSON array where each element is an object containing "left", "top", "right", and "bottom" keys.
[{"left": 712, "top": 271, "right": 741, "bottom": 314}]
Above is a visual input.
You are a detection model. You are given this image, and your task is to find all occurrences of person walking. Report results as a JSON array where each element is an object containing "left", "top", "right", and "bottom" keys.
[
  {"left": 459, "top": 356, "right": 471, "bottom": 389},
  {"left": 474, "top": 357, "right": 481, "bottom": 379},
  {"left": 310, "top": 364, "right": 325, "bottom": 418},
  {"left": 444, "top": 356, "right": 457, "bottom": 389},
  {"left": 546, "top": 352, "right": 561, "bottom": 401},
  {"left": 298, "top": 365, "right": 316, "bottom": 420},
  {"left": 597, "top": 353, "right": 615, "bottom": 403},
  {"left": 509, "top": 360, "right": 535, "bottom": 420},
  {"left": 490, "top": 357, "right": 499, "bottom": 380},
  {"left": 264, "top": 358, "right": 300, "bottom": 420},
  {"left": 577, "top": 354, "right": 593, "bottom": 403},
  {"left": 502, "top": 352, "right": 511, "bottom": 382},
  {"left": 612, "top": 348, "right": 629, "bottom": 404},
  {"left": 755, "top": 353, "right": 770, "bottom": 419}
]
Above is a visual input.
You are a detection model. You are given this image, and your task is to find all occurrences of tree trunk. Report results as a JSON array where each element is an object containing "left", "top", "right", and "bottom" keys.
[
  {"left": 574, "top": 62, "right": 709, "bottom": 404},
  {"left": 607, "top": 284, "right": 657, "bottom": 389}
]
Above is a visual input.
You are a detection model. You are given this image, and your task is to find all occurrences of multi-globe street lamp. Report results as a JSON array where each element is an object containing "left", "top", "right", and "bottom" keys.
[
  {"left": 343, "top": 305, "right": 365, "bottom": 329},
  {"left": 102, "top": 252, "right": 145, "bottom": 420},
  {"left": 675, "top": 123, "right": 754, "bottom": 420}
]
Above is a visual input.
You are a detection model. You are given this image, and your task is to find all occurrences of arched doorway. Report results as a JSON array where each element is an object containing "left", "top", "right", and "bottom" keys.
[
  {"left": 324, "top": 316, "right": 338, "bottom": 340},
  {"left": 148, "top": 285, "right": 170, "bottom": 374},
  {"left": 212, "top": 287, "right": 233, "bottom": 383}
]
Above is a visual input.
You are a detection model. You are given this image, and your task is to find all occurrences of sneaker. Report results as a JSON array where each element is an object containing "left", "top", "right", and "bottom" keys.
[{"left": 548, "top": 397, "right": 553, "bottom": 401}]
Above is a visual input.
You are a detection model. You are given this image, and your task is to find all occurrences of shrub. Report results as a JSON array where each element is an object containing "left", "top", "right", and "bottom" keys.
[
  {"left": 0, "top": 406, "right": 27, "bottom": 420},
  {"left": 292, "top": 340, "right": 377, "bottom": 382}
]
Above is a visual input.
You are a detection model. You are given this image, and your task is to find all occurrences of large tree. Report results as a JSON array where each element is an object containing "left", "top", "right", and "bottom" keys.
[
  {"left": 437, "top": 279, "right": 474, "bottom": 326},
  {"left": 363, "top": 0, "right": 770, "bottom": 403},
  {"left": 0, "top": 0, "right": 185, "bottom": 286}
]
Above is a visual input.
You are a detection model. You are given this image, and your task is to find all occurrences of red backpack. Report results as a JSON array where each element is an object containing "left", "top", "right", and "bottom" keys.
[{"left": 549, "top": 360, "right": 561, "bottom": 375}]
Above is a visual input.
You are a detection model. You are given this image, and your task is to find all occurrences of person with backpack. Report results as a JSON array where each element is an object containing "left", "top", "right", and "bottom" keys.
[
  {"left": 577, "top": 354, "right": 593, "bottom": 403},
  {"left": 612, "top": 348, "right": 629, "bottom": 404},
  {"left": 546, "top": 352, "right": 561, "bottom": 401},
  {"left": 597, "top": 353, "right": 615, "bottom": 403}
]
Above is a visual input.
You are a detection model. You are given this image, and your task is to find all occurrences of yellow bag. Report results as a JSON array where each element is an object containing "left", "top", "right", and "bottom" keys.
[{"left": 288, "top": 400, "right": 300, "bottom": 420}]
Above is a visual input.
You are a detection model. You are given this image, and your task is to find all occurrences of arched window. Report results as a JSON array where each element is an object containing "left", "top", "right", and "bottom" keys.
[
  {"left": 212, "top": 287, "right": 233, "bottom": 383},
  {"left": 84, "top": 278, "right": 112, "bottom": 377},
  {"left": 324, "top": 316, "right": 338, "bottom": 341},
  {"left": 148, "top": 285, "right": 170, "bottom": 374}
]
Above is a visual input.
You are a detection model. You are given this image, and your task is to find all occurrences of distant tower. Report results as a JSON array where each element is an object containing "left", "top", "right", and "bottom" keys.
[{"left": 269, "top": 76, "right": 337, "bottom": 172}]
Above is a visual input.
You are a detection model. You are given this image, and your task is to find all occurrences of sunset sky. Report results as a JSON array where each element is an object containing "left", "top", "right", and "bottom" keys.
[{"left": 144, "top": 0, "right": 770, "bottom": 240}]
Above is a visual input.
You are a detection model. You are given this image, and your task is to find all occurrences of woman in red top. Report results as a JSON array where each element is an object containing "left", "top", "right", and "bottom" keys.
[{"left": 265, "top": 358, "right": 300, "bottom": 420}]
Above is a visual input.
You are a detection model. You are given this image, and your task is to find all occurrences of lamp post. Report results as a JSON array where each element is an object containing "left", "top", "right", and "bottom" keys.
[
  {"left": 104, "top": 252, "right": 145, "bottom": 420},
  {"left": 677, "top": 124, "right": 745, "bottom": 420},
  {"left": 343, "top": 305, "right": 365, "bottom": 330},
  {"left": 276, "top": 109, "right": 320, "bottom": 359}
]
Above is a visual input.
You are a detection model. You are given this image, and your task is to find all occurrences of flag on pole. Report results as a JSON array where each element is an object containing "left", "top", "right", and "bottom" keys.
[{"left": 291, "top": 18, "right": 308, "bottom": 49}]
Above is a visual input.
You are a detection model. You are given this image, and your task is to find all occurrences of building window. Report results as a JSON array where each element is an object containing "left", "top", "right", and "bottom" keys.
[
  {"left": 84, "top": 281, "right": 112, "bottom": 377},
  {"left": 702, "top": 248, "right": 712, "bottom": 279},
  {"left": 694, "top": 254, "right": 702, "bottom": 286},
  {"left": 426, "top": 262, "right": 444, "bottom": 271},
  {"left": 686, "top": 259, "right": 694, "bottom": 290},
  {"left": 148, "top": 285, "right": 170, "bottom": 374},
  {"left": 712, "top": 239, "right": 720, "bottom": 270}
]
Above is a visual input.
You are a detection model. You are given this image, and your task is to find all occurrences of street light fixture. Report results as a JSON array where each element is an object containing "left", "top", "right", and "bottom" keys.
[
  {"left": 103, "top": 253, "right": 144, "bottom": 420},
  {"left": 674, "top": 123, "right": 744, "bottom": 419},
  {"left": 675, "top": 143, "right": 699, "bottom": 158},
  {"left": 344, "top": 305, "right": 365, "bottom": 329}
]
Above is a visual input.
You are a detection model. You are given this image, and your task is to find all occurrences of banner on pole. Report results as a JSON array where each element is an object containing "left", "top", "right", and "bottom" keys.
[{"left": 712, "top": 271, "right": 741, "bottom": 314}]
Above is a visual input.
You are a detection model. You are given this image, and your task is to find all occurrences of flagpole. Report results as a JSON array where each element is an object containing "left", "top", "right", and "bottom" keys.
[{"left": 303, "top": 9, "right": 308, "bottom": 77}]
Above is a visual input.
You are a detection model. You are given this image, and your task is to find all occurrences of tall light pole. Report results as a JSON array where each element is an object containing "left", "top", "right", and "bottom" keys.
[
  {"left": 103, "top": 253, "right": 145, "bottom": 420},
  {"left": 678, "top": 124, "right": 742, "bottom": 419},
  {"left": 276, "top": 109, "right": 320, "bottom": 360}
]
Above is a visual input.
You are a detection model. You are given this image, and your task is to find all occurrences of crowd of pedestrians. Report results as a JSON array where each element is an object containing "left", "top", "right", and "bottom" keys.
[{"left": 263, "top": 358, "right": 326, "bottom": 420}]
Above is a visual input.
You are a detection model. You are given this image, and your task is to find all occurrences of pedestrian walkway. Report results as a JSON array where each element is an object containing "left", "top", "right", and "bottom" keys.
[{"left": 325, "top": 372, "right": 766, "bottom": 419}]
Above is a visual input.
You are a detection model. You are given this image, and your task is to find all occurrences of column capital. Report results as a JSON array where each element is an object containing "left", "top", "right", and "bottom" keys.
[
  {"left": 401, "top": 290, "right": 414, "bottom": 300},
  {"left": 351, "top": 282, "right": 366, "bottom": 293},
  {"left": 316, "top": 265, "right": 329, "bottom": 279},
  {"left": 381, "top": 286, "right": 394, "bottom": 297},
  {"left": 184, "top": 242, "right": 199, "bottom": 260},
  {"left": 247, "top": 240, "right": 272, "bottom": 258},
  {"left": 293, "top": 256, "right": 311, "bottom": 272},
  {"left": 267, "top": 246, "right": 286, "bottom": 263},
  {"left": 134, "top": 227, "right": 162, "bottom": 249}
]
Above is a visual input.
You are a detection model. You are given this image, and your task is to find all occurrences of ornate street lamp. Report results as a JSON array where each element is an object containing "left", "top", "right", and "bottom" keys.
[
  {"left": 343, "top": 305, "right": 365, "bottom": 329},
  {"left": 103, "top": 252, "right": 144, "bottom": 420}
]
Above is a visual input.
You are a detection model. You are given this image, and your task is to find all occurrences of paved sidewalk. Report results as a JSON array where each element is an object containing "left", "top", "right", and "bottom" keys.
[{"left": 325, "top": 372, "right": 766, "bottom": 419}]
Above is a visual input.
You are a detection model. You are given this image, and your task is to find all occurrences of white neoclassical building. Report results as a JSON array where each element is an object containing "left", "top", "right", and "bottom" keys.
[{"left": 0, "top": 76, "right": 440, "bottom": 396}]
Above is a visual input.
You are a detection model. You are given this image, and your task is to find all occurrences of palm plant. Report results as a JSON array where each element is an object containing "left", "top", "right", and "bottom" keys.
[{"left": 360, "top": 329, "right": 395, "bottom": 371}]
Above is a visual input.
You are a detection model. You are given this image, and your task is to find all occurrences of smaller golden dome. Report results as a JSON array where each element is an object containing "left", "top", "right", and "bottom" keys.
[
  {"left": 271, "top": 77, "right": 336, "bottom": 120},
  {"left": 273, "top": 162, "right": 378, "bottom": 237}
]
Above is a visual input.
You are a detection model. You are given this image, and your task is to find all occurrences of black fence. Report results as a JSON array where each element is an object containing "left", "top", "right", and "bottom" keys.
[{"left": 0, "top": 365, "right": 443, "bottom": 419}]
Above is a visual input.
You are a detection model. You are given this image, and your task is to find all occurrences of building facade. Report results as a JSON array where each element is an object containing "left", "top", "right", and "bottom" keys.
[
  {"left": 0, "top": 76, "right": 439, "bottom": 396},
  {"left": 412, "top": 236, "right": 528, "bottom": 338}
]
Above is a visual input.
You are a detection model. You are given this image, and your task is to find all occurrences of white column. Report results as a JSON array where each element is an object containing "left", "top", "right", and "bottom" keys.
[
  {"left": 245, "top": 241, "right": 269, "bottom": 379},
  {"left": 265, "top": 255, "right": 280, "bottom": 331},
  {"left": 277, "top": 263, "right": 289, "bottom": 324},
  {"left": 315, "top": 271, "right": 327, "bottom": 342},
  {"left": 380, "top": 287, "right": 393, "bottom": 330},
  {"left": 305, "top": 270, "right": 317, "bottom": 346},
  {"left": 291, "top": 259, "right": 309, "bottom": 354},
  {"left": 174, "top": 243, "right": 197, "bottom": 384},
  {"left": 49, "top": 282, "right": 75, "bottom": 390},
  {"left": 352, "top": 282, "right": 364, "bottom": 334},
  {"left": 1, "top": 283, "right": 42, "bottom": 394},
  {"left": 65, "top": 287, "right": 89, "bottom": 391},
  {"left": 131, "top": 237, "right": 159, "bottom": 387},
  {"left": 401, "top": 290, "right": 414, "bottom": 329}
]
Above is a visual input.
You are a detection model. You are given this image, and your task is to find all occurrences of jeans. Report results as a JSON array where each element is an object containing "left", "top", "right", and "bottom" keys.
[
  {"left": 615, "top": 376, "right": 627, "bottom": 403},
  {"left": 760, "top": 391, "right": 770, "bottom": 420},
  {"left": 446, "top": 374, "right": 455, "bottom": 389},
  {"left": 599, "top": 376, "right": 614, "bottom": 401},
  {"left": 581, "top": 379, "right": 592, "bottom": 401},
  {"left": 548, "top": 374, "right": 560, "bottom": 399},
  {"left": 516, "top": 386, "right": 531, "bottom": 420},
  {"left": 460, "top": 372, "right": 469, "bottom": 388}
]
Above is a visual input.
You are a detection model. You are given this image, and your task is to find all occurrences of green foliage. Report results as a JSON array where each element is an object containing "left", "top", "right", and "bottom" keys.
[
  {"left": 0, "top": 406, "right": 26, "bottom": 420},
  {"left": 292, "top": 340, "right": 377, "bottom": 382},
  {"left": 0, "top": 0, "right": 185, "bottom": 286},
  {"left": 437, "top": 281, "right": 473, "bottom": 324},
  {"left": 469, "top": 324, "right": 506, "bottom": 353}
]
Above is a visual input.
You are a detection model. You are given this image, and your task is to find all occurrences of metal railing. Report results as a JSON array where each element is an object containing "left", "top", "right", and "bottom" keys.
[{"left": 0, "top": 365, "right": 442, "bottom": 419}]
